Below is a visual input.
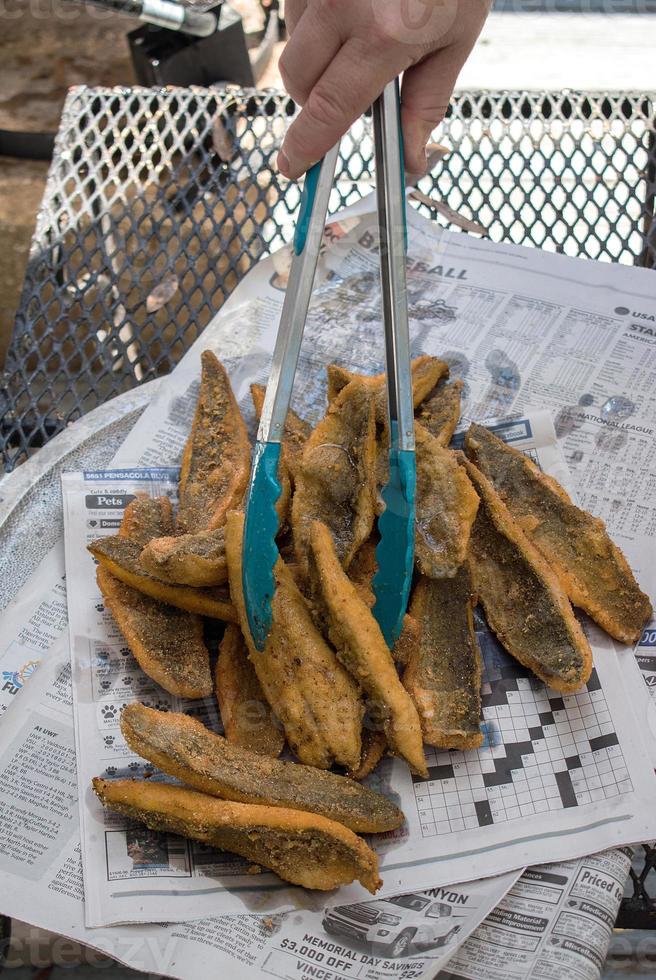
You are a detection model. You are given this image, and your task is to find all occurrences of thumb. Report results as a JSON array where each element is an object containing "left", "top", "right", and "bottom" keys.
[{"left": 400, "top": 45, "right": 466, "bottom": 175}]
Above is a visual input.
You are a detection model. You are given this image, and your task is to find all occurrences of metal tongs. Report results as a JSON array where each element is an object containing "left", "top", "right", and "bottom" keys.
[{"left": 242, "top": 78, "right": 416, "bottom": 651}]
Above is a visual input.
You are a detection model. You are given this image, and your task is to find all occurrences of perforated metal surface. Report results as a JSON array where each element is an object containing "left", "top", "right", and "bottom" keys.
[{"left": 2, "top": 86, "right": 655, "bottom": 472}]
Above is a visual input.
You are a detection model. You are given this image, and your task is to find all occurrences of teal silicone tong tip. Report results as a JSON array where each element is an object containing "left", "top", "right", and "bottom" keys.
[
  {"left": 242, "top": 440, "right": 282, "bottom": 651},
  {"left": 372, "top": 427, "right": 416, "bottom": 647},
  {"left": 293, "top": 160, "right": 322, "bottom": 256}
]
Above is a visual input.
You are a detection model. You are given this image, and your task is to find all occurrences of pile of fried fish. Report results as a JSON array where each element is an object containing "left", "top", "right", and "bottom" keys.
[{"left": 90, "top": 351, "right": 652, "bottom": 894}]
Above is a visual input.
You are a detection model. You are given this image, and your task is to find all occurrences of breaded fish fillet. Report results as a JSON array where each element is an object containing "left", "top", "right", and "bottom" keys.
[
  {"left": 346, "top": 731, "right": 388, "bottom": 781},
  {"left": 416, "top": 379, "right": 463, "bottom": 446},
  {"left": 403, "top": 566, "right": 483, "bottom": 749},
  {"left": 95, "top": 497, "right": 213, "bottom": 697},
  {"left": 415, "top": 424, "right": 480, "bottom": 578},
  {"left": 464, "top": 422, "right": 652, "bottom": 644},
  {"left": 120, "top": 496, "right": 174, "bottom": 545},
  {"left": 140, "top": 528, "right": 227, "bottom": 587},
  {"left": 121, "top": 702, "right": 402, "bottom": 833},
  {"left": 89, "top": 535, "right": 236, "bottom": 621},
  {"left": 310, "top": 521, "right": 427, "bottom": 778},
  {"left": 464, "top": 458, "right": 593, "bottom": 693},
  {"left": 327, "top": 355, "right": 449, "bottom": 421},
  {"left": 215, "top": 624, "right": 285, "bottom": 758},
  {"left": 97, "top": 568, "right": 213, "bottom": 698},
  {"left": 292, "top": 381, "right": 377, "bottom": 573},
  {"left": 225, "top": 511, "right": 363, "bottom": 770},
  {"left": 176, "top": 351, "right": 251, "bottom": 534},
  {"left": 93, "top": 778, "right": 381, "bottom": 893}
]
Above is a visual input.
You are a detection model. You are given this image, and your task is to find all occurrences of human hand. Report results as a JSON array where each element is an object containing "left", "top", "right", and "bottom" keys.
[{"left": 277, "top": 0, "right": 491, "bottom": 180}]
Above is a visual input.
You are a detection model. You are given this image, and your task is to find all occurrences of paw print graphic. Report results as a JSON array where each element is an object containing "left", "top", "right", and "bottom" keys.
[
  {"left": 101, "top": 704, "right": 117, "bottom": 719},
  {"left": 96, "top": 650, "right": 109, "bottom": 663},
  {"left": 103, "top": 735, "right": 115, "bottom": 747},
  {"left": 105, "top": 766, "right": 117, "bottom": 777},
  {"left": 100, "top": 680, "right": 111, "bottom": 691},
  {"left": 128, "top": 761, "right": 140, "bottom": 772},
  {"left": 154, "top": 701, "right": 169, "bottom": 712},
  {"left": 120, "top": 647, "right": 130, "bottom": 657},
  {"left": 122, "top": 676, "right": 133, "bottom": 686},
  {"left": 95, "top": 603, "right": 104, "bottom": 613},
  {"left": 144, "top": 765, "right": 154, "bottom": 777}
]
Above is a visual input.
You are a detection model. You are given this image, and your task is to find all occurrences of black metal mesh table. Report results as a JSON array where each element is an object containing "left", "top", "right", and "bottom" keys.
[
  {"left": 2, "top": 86, "right": 655, "bottom": 472},
  {"left": 1, "top": 86, "right": 655, "bottom": 928}
]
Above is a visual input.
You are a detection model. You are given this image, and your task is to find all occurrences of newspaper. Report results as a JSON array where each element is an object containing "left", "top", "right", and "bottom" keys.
[
  {"left": 0, "top": 639, "right": 627, "bottom": 980},
  {"left": 61, "top": 411, "right": 656, "bottom": 928},
  {"left": 0, "top": 195, "right": 655, "bottom": 974},
  {"left": 0, "top": 627, "right": 518, "bottom": 979}
]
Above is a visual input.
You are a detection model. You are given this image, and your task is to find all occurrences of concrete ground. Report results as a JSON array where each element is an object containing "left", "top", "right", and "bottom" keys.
[{"left": 1, "top": 7, "right": 656, "bottom": 365}]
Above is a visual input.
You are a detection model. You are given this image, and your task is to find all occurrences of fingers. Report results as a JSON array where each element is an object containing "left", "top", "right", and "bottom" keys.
[
  {"left": 283, "top": 0, "right": 307, "bottom": 35},
  {"left": 399, "top": 47, "right": 461, "bottom": 175},
  {"left": 279, "top": 37, "right": 411, "bottom": 179},
  {"left": 278, "top": 3, "right": 342, "bottom": 107},
  {"left": 400, "top": 6, "right": 489, "bottom": 175}
]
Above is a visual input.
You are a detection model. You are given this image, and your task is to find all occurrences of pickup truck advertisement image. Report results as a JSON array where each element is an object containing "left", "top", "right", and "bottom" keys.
[{"left": 322, "top": 892, "right": 466, "bottom": 958}]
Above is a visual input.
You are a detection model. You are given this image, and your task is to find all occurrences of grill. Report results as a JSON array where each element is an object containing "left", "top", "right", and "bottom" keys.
[
  {"left": 2, "top": 86, "right": 655, "bottom": 471},
  {"left": 2, "top": 84, "right": 656, "bottom": 930}
]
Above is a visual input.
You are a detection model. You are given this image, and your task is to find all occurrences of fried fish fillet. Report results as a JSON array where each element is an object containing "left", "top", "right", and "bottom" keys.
[
  {"left": 464, "top": 422, "right": 652, "bottom": 644},
  {"left": 97, "top": 568, "right": 213, "bottom": 698},
  {"left": 93, "top": 778, "right": 381, "bottom": 893},
  {"left": 215, "top": 624, "right": 285, "bottom": 758},
  {"left": 464, "top": 458, "right": 593, "bottom": 692},
  {"left": 139, "top": 527, "right": 227, "bottom": 587},
  {"left": 121, "top": 702, "right": 402, "bottom": 833},
  {"left": 346, "top": 731, "right": 388, "bottom": 781},
  {"left": 403, "top": 566, "right": 483, "bottom": 749},
  {"left": 292, "top": 381, "right": 377, "bottom": 573},
  {"left": 225, "top": 511, "right": 363, "bottom": 770},
  {"left": 416, "top": 379, "right": 463, "bottom": 446},
  {"left": 176, "top": 351, "right": 251, "bottom": 534},
  {"left": 119, "top": 496, "right": 174, "bottom": 545},
  {"left": 95, "top": 498, "right": 213, "bottom": 697},
  {"left": 89, "top": 536, "right": 236, "bottom": 621},
  {"left": 310, "top": 520, "right": 427, "bottom": 778},
  {"left": 327, "top": 355, "right": 449, "bottom": 421},
  {"left": 414, "top": 424, "right": 480, "bottom": 578}
]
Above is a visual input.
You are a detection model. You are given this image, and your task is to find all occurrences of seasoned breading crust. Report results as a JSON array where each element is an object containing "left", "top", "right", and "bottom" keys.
[
  {"left": 119, "top": 496, "right": 174, "bottom": 545},
  {"left": 310, "top": 520, "right": 428, "bottom": 778},
  {"left": 177, "top": 351, "right": 251, "bottom": 534},
  {"left": 464, "top": 457, "right": 593, "bottom": 693},
  {"left": 93, "top": 778, "right": 381, "bottom": 893},
  {"left": 403, "top": 566, "right": 483, "bottom": 749},
  {"left": 225, "top": 511, "right": 363, "bottom": 770},
  {"left": 97, "top": 497, "right": 213, "bottom": 697},
  {"left": 97, "top": 568, "right": 213, "bottom": 698},
  {"left": 292, "top": 381, "right": 377, "bottom": 573},
  {"left": 327, "top": 356, "right": 449, "bottom": 421},
  {"left": 89, "top": 536, "right": 236, "bottom": 621},
  {"left": 465, "top": 423, "right": 652, "bottom": 644},
  {"left": 121, "top": 702, "right": 402, "bottom": 833},
  {"left": 415, "top": 424, "right": 480, "bottom": 578},
  {"left": 140, "top": 528, "right": 227, "bottom": 587},
  {"left": 215, "top": 624, "right": 285, "bottom": 758},
  {"left": 416, "top": 379, "right": 463, "bottom": 446},
  {"left": 346, "top": 730, "right": 388, "bottom": 781}
]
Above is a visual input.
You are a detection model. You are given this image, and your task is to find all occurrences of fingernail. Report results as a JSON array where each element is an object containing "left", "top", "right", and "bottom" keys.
[{"left": 277, "top": 149, "right": 291, "bottom": 177}]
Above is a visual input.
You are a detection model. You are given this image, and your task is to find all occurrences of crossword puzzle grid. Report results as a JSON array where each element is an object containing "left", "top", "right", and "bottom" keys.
[{"left": 414, "top": 630, "right": 632, "bottom": 837}]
